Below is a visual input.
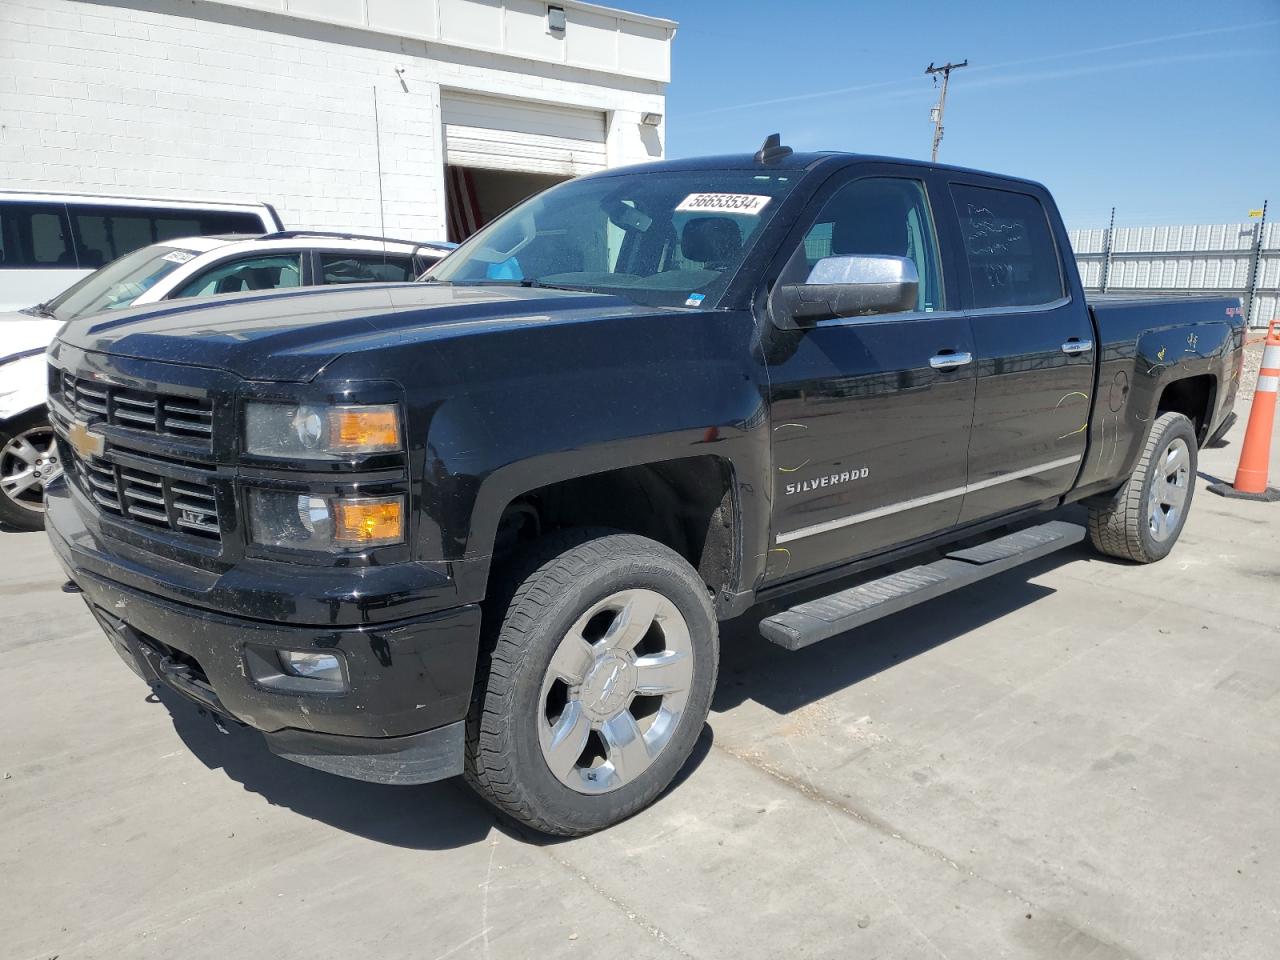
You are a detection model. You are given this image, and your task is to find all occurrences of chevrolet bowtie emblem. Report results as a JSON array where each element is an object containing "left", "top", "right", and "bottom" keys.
[{"left": 68, "top": 419, "right": 106, "bottom": 459}]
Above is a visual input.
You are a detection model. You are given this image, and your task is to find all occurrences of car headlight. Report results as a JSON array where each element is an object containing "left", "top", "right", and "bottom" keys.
[
  {"left": 244, "top": 401, "right": 401, "bottom": 459},
  {"left": 248, "top": 490, "right": 404, "bottom": 551}
]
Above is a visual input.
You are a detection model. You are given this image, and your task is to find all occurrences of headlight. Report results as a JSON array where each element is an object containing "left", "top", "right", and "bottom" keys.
[
  {"left": 245, "top": 402, "right": 401, "bottom": 459},
  {"left": 248, "top": 490, "right": 404, "bottom": 551}
]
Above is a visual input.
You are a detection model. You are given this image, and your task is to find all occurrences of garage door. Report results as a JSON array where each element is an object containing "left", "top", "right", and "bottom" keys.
[{"left": 442, "top": 92, "right": 607, "bottom": 177}]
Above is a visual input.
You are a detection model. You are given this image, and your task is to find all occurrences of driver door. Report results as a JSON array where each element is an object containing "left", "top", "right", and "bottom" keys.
[{"left": 763, "top": 169, "right": 976, "bottom": 583}]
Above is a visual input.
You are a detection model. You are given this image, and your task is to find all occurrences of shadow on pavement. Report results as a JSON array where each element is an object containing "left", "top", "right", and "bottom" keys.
[
  {"left": 151, "top": 685, "right": 715, "bottom": 850},
  {"left": 155, "top": 686, "right": 497, "bottom": 850},
  {"left": 143, "top": 508, "right": 1103, "bottom": 845},
  {"left": 712, "top": 544, "right": 1091, "bottom": 716}
]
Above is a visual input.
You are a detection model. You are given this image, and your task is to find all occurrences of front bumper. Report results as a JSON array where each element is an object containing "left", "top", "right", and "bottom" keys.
[{"left": 48, "top": 477, "right": 481, "bottom": 785}]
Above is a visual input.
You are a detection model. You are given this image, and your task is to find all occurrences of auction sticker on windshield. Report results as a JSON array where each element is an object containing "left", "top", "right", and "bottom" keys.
[
  {"left": 675, "top": 193, "right": 772, "bottom": 215},
  {"left": 162, "top": 250, "right": 196, "bottom": 264}
]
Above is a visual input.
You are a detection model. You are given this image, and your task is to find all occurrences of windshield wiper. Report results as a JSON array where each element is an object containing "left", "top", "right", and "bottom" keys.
[
  {"left": 436, "top": 278, "right": 596, "bottom": 294},
  {"left": 517, "top": 279, "right": 592, "bottom": 292}
]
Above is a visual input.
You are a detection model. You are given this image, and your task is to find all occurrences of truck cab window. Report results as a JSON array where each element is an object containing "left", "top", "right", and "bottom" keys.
[
  {"left": 320, "top": 253, "right": 415, "bottom": 284},
  {"left": 951, "top": 184, "right": 1064, "bottom": 308},
  {"left": 797, "top": 178, "right": 943, "bottom": 312},
  {"left": 176, "top": 254, "right": 302, "bottom": 298}
]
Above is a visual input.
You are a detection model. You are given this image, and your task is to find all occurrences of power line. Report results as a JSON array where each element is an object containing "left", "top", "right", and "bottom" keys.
[{"left": 925, "top": 59, "right": 968, "bottom": 162}]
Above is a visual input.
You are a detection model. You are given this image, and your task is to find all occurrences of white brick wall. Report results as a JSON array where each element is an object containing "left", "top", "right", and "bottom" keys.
[{"left": 0, "top": 0, "right": 667, "bottom": 239}]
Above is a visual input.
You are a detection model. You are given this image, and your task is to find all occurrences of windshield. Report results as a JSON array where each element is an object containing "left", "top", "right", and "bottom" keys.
[
  {"left": 44, "top": 245, "right": 198, "bottom": 321},
  {"left": 425, "top": 170, "right": 799, "bottom": 308}
]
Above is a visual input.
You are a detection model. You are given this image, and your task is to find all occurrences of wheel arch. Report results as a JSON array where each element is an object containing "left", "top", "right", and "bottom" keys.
[
  {"left": 462, "top": 451, "right": 742, "bottom": 613},
  {"left": 1155, "top": 373, "right": 1217, "bottom": 444}
]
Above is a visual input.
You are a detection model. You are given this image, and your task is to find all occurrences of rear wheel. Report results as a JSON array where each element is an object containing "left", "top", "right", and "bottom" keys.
[
  {"left": 1088, "top": 411, "right": 1197, "bottom": 563},
  {"left": 465, "top": 530, "right": 718, "bottom": 836},
  {"left": 0, "top": 408, "right": 60, "bottom": 531}
]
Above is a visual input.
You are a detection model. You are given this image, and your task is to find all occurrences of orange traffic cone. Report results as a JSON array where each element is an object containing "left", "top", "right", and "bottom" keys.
[{"left": 1209, "top": 318, "right": 1280, "bottom": 501}]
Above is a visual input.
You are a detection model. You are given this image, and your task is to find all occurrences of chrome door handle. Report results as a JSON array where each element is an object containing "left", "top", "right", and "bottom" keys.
[
  {"left": 930, "top": 351, "right": 973, "bottom": 370},
  {"left": 1062, "top": 339, "right": 1093, "bottom": 355}
]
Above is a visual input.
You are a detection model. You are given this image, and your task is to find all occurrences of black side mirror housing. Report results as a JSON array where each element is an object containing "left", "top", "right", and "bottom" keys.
[{"left": 772, "top": 254, "right": 919, "bottom": 328}]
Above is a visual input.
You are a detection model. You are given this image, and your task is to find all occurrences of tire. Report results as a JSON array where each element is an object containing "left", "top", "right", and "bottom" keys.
[
  {"left": 1087, "top": 411, "right": 1197, "bottom": 563},
  {"left": 0, "top": 407, "right": 60, "bottom": 532},
  {"left": 465, "top": 529, "right": 719, "bottom": 836}
]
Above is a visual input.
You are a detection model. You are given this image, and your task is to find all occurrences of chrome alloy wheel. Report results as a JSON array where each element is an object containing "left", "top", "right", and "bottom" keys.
[
  {"left": 1148, "top": 437, "right": 1190, "bottom": 543},
  {"left": 538, "top": 589, "right": 695, "bottom": 795},
  {"left": 1, "top": 424, "right": 61, "bottom": 515}
]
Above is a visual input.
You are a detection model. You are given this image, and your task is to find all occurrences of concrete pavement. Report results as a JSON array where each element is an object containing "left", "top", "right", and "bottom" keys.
[{"left": 2, "top": 414, "right": 1278, "bottom": 960}]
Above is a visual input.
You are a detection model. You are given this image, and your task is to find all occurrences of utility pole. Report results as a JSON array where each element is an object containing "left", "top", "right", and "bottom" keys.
[{"left": 926, "top": 59, "right": 968, "bottom": 162}]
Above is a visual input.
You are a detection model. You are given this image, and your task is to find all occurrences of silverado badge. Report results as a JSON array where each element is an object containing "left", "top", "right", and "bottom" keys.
[{"left": 68, "top": 419, "right": 106, "bottom": 460}]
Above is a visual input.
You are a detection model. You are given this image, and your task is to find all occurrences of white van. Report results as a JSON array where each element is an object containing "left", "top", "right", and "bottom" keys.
[{"left": 0, "top": 191, "right": 283, "bottom": 311}]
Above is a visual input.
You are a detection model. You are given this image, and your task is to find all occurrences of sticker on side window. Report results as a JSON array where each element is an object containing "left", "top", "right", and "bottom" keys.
[
  {"left": 162, "top": 250, "right": 196, "bottom": 264},
  {"left": 675, "top": 193, "right": 772, "bottom": 215}
]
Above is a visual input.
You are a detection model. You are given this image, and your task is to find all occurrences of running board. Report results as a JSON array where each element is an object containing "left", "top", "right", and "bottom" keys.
[{"left": 759, "top": 521, "right": 1085, "bottom": 651}]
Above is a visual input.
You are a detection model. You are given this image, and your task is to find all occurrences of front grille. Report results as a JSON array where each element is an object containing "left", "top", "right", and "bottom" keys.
[
  {"left": 60, "top": 372, "right": 213, "bottom": 441},
  {"left": 73, "top": 454, "right": 221, "bottom": 541}
]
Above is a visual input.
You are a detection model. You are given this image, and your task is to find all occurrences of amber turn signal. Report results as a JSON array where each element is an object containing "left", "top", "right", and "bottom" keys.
[
  {"left": 329, "top": 406, "right": 400, "bottom": 453},
  {"left": 333, "top": 497, "right": 404, "bottom": 546}
]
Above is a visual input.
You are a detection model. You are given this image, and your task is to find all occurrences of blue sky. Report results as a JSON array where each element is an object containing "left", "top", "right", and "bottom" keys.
[{"left": 620, "top": 0, "right": 1279, "bottom": 230}]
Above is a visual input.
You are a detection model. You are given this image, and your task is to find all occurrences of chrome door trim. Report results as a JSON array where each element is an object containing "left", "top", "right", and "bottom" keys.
[{"left": 775, "top": 454, "right": 1082, "bottom": 545}]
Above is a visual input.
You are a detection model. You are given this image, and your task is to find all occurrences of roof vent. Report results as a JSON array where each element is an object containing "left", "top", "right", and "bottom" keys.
[{"left": 754, "top": 133, "right": 793, "bottom": 165}]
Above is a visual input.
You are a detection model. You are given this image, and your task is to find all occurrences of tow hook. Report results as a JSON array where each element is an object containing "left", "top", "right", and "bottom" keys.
[{"left": 61, "top": 580, "right": 83, "bottom": 594}]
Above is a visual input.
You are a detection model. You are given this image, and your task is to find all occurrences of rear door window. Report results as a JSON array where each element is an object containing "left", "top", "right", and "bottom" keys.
[
  {"left": 950, "top": 184, "right": 1065, "bottom": 308},
  {"left": 175, "top": 253, "right": 303, "bottom": 298},
  {"left": 190, "top": 210, "right": 265, "bottom": 235},
  {"left": 0, "top": 202, "right": 74, "bottom": 268},
  {"left": 68, "top": 205, "right": 268, "bottom": 267},
  {"left": 319, "top": 252, "right": 415, "bottom": 284}
]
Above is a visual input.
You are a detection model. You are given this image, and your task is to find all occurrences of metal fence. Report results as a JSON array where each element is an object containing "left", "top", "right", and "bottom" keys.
[{"left": 1069, "top": 219, "right": 1278, "bottom": 329}]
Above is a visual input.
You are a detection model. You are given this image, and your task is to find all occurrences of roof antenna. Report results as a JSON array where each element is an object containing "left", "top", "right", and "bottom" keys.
[{"left": 755, "top": 133, "right": 793, "bottom": 165}]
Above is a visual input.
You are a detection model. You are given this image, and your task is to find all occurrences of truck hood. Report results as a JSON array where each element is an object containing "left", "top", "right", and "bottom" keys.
[
  {"left": 1, "top": 311, "right": 64, "bottom": 362},
  {"left": 54, "top": 283, "right": 667, "bottom": 382}
]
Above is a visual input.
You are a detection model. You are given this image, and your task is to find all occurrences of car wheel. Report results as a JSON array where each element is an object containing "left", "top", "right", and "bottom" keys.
[
  {"left": 465, "top": 529, "right": 718, "bottom": 836},
  {"left": 1088, "top": 411, "right": 1197, "bottom": 563},
  {"left": 0, "top": 408, "right": 61, "bottom": 531}
]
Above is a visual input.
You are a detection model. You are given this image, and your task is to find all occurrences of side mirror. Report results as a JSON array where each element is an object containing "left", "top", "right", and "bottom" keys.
[{"left": 772, "top": 254, "right": 919, "bottom": 327}]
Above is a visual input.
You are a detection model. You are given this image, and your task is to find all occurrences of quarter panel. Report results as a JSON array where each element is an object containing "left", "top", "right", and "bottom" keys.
[{"left": 1076, "top": 299, "right": 1240, "bottom": 495}]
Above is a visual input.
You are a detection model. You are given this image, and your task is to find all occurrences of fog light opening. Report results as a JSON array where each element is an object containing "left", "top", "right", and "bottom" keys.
[
  {"left": 279, "top": 650, "right": 344, "bottom": 682},
  {"left": 244, "top": 646, "right": 349, "bottom": 695}
]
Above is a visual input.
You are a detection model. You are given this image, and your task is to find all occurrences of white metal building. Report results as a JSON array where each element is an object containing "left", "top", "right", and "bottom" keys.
[
  {"left": 0, "top": 0, "right": 676, "bottom": 241},
  {"left": 1070, "top": 221, "right": 1279, "bottom": 329}
]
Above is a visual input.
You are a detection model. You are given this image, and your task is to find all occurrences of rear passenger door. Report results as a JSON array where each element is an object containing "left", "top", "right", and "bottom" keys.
[{"left": 947, "top": 179, "right": 1094, "bottom": 524}]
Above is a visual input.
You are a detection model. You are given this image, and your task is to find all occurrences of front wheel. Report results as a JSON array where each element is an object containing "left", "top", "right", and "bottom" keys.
[
  {"left": 465, "top": 530, "right": 719, "bottom": 836},
  {"left": 1088, "top": 411, "right": 1197, "bottom": 563},
  {"left": 0, "top": 408, "right": 61, "bottom": 531}
]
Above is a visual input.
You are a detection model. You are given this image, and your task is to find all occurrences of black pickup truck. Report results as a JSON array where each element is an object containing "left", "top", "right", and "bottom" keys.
[{"left": 46, "top": 139, "right": 1245, "bottom": 836}]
